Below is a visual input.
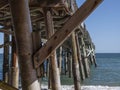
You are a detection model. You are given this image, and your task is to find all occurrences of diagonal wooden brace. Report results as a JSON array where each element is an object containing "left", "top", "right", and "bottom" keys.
[{"left": 33, "top": 0, "right": 103, "bottom": 69}]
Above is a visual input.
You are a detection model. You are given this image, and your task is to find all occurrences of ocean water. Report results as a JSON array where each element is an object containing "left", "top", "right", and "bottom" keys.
[
  {"left": 82, "top": 53, "right": 120, "bottom": 86},
  {"left": 1, "top": 53, "right": 120, "bottom": 90}
]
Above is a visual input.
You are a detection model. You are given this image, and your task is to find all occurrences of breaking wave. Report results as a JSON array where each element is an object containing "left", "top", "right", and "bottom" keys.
[{"left": 41, "top": 85, "right": 120, "bottom": 90}]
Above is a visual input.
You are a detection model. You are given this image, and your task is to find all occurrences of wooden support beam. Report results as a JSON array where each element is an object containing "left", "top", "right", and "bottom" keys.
[
  {"left": 0, "top": 4, "right": 8, "bottom": 10},
  {"left": 64, "top": 52, "right": 68, "bottom": 75},
  {"left": 30, "top": 0, "right": 66, "bottom": 8},
  {"left": 33, "top": 0, "right": 103, "bottom": 68},
  {"left": 87, "top": 45, "right": 94, "bottom": 65},
  {"left": 81, "top": 36, "right": 90, "bottom": 78},
  {"left": 0, "top": 42, "right": 11, "bottom": 48},
  {"left": 44, "top": 9, "right": 51, "bottom": 87},
  {"left": 0, "top": 0, "right": 8, "bottom": 10},
  {"left": 0, "top": 0, "right": 66, "bottom": 9},
  {"left": 44, "top": 8, "right": 61, "bottom": 90},
  {"left": 10, "top": 33, "right": 19, "bottom": 88},
  {"left": 9, "top": 0, "right": 40, "bottom": 90},
  {"left": 71, "top": 32, "right": 81, "bottom": 90},
  {"left": 91, "top": 43, "right": 97, "bottom": 67},
  {"left": 68, "top": 52, "right": 72, "bottom": 78},
  {"left": 58, "top": 46, "right": 62, "bottom": 74},
  {"left": 0, "top": 28, "right": 14, "bottom": 35},
  {"left": 0, "top": 15, "right": 11, "bottom": 21},
  {"left": 32, "top": 23, "right": 42, "bottom": 78},
  {"left": 75, "top": 33, "right": 85, "bottom": 80},
  {"left": 48, "top": 59, "right": 52, "bottom": 89},
  {"left": 3, "top": 33, "right": 9, "bottom": 83}
]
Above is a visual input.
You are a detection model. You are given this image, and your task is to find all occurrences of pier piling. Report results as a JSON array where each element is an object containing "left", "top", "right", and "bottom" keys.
[
  {"left": 9, "top": 0, "right": 40, "bottom": 89},
  {"left": 44, "top": 8, "right": 61, "bottom": 90},
  {"left": 71, "top": 32, "right": 81, "bottom": 90}
]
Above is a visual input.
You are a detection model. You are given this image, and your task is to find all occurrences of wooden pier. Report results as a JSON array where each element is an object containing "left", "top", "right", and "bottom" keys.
[{"left": 0, "top": 0, "right": 103, "bottom": 90}]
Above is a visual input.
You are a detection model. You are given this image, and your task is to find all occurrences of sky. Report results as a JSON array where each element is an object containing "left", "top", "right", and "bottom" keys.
[
  {"left": 0, "top": 0, "right": 120, "bottom": 53},
  {"left": 76, "top": 0, "right": 120, "bottom": 53}
]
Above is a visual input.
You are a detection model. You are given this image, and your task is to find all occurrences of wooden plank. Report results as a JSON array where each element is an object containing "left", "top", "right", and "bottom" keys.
[{"left": 34, "top": 0, "right": 103, "bottom": 68}]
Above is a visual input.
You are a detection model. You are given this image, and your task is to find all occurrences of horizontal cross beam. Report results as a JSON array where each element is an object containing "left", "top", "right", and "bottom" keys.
[
  {"left": 30, "top": 0, "right": 66, "bottom": 8},
  {"left": 33, "top": 0, "right": 103, "bottom": 68},
  {"left": 0, "top": 0, "right": 66, "bottom": 9},
  {"left": 0, "top": 42, "right": 12, "bottom": 48},
  {"left": 0, "top": 27, "right": 14, "bottom": 36}
]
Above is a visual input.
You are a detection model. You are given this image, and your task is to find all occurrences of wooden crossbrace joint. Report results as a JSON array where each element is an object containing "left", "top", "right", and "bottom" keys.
[
  {"left": 0, "top": 41, "right": 12, "bottom": 48},
  {"left": 33, "top": 0, "right": 103, "bottom": 69},
  {"left": 0, "top": 29, "right": 14, "bottom": 35},
  {"left": 0, "top": 26, "right": 14, "bottom": 35}
]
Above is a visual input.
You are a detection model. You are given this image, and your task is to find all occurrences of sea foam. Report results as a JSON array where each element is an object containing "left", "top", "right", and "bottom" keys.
[{"left": 41, "top": 85, "right": 120, "bottom": 90}]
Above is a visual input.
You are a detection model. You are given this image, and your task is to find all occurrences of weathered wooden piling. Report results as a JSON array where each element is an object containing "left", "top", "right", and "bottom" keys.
[
  {"left": 68, "top": 52, "right": 72, "bottom": 78},
  {"left": 75, "top": 32, "right": 85, "bottom": 80},
  {"left": 81, "top": 36, "right": 90, "bottom": 78},
  {"left": 58, "top": 46, "right": 63, "bottom": 74},
  {"left": 88, "top": 45, "right": 94, "bottom": 65},
  {"left": 9, "top": 0, "right": 40, "bottom": 90},
  {"left": 48, "top": 59, "right": 52, "bottom": 89},
  {"left": 10, "top": 33, "right": 19, "bottom": 88},
  {"left": 71, "top": 32, "right": 81, "bottom": 90},
  {"left": 44, "top": 8, "right": 61, "bottom": 90},
  {"left": 3, "top": 31, "right": 9, "bottom": 83},
  {"left": 91, "top": 43, "right": 97, "bottom": 67},
  {"left": 32, "top": 23, "right": 42, "bottom": 78},
  {"left": 64, "top": 52, "right": 68, "bottom": 75}
]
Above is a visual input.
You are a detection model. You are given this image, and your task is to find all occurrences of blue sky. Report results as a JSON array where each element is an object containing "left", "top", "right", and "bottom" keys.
[
  {"left": 0, "top": 0, "right": 120, "bottom": 53},
  {"left": 77, "top": 0, "right": 120, "bottom": 53}
]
